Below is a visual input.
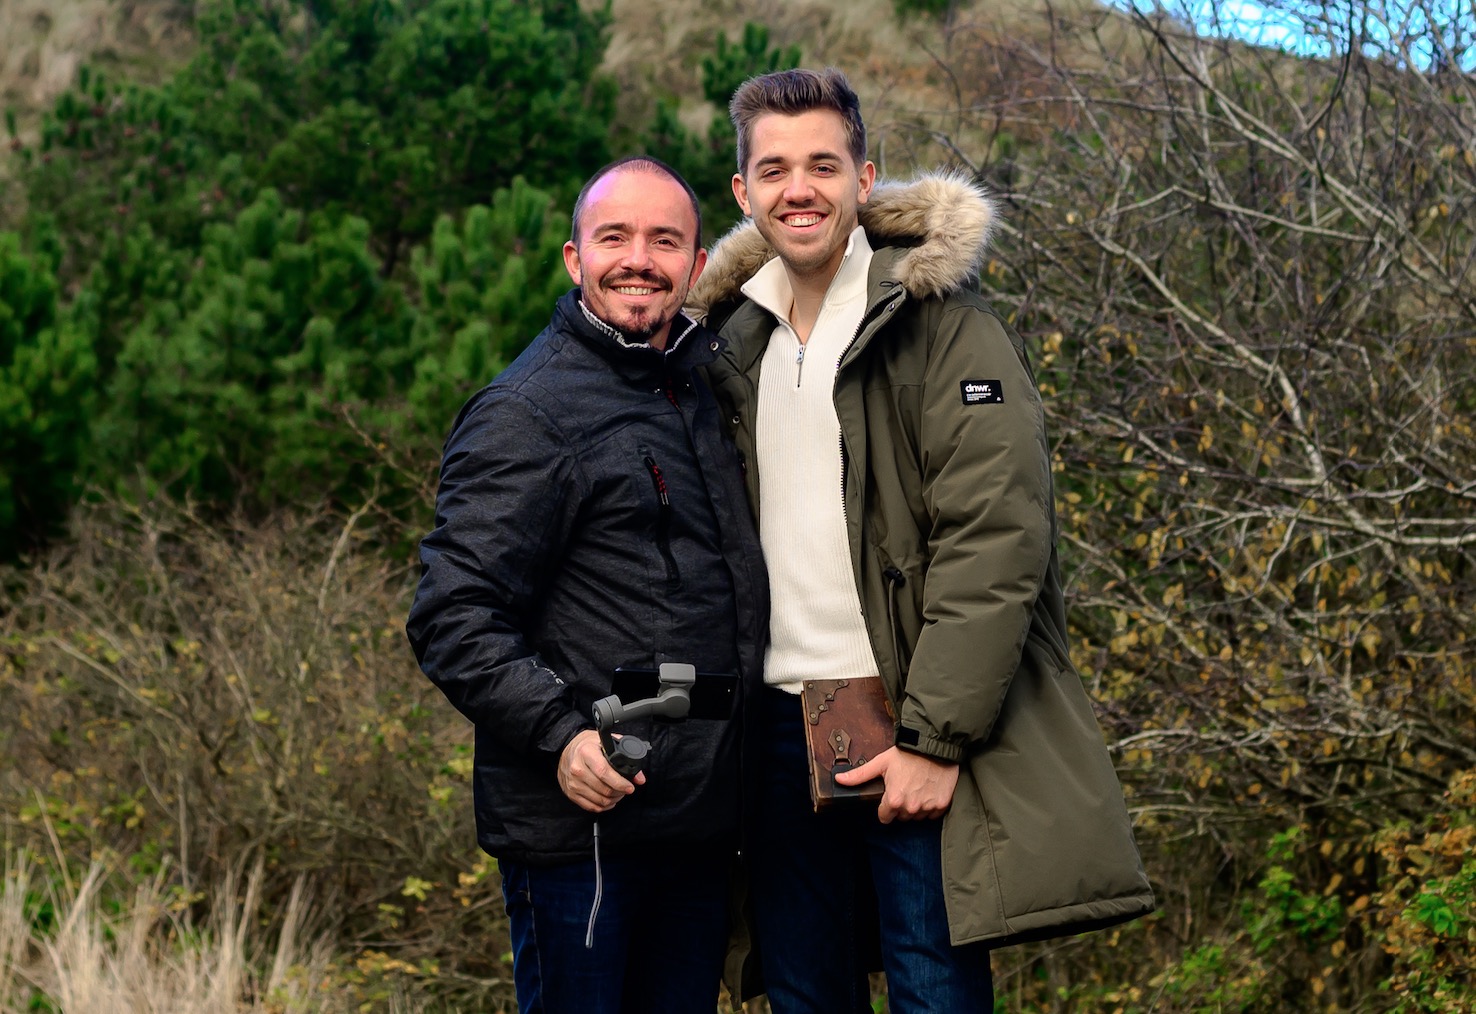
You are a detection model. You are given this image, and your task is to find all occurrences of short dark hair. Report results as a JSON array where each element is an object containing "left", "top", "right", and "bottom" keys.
[
  {"left": 729, "top": 68, "right": 867, "bottom": 175},
  {"left": 569, "top": 155, "right": 703, "bottom": 250}
]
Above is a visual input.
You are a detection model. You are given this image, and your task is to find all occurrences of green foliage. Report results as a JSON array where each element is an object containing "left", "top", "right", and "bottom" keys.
[
  {"left": 406, "top": 176, "right": 571, "bottom": 436},
  {"left": 242, "top": 0, "right": 615, "bottom": 260},
  {"left": 26, "top": 67, "right": 217, "bottom": 293},
  {"left": 0, "top": 231, "right": 95, "bottom": 557},
  {"left": 91, "top": 189, "right": 415, "bottom": 505},
  {"left": 1245, "top": 827, "right": 1346, "bottom": 953}
]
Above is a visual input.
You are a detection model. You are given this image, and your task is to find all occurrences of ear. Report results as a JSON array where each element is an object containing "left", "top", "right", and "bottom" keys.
[
  {"left": 731, "top": 173, "right": 752, "bottom": 218},
  {"left": 856, "top": 160, "right": 876, "bottom": 206},
  {"left": 688, "top": 247, "right": 709, "bottom": 287},
  {"left": 562, "top": 240, "right": 582, "bottom": 286}
]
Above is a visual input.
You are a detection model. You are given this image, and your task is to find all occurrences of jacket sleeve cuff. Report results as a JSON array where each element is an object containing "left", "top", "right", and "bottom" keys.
[
  {"left": 895, "top": 725, "right": 965, "bottom": 764},
  {"left": 540, "top": 711, "right": 594, "bottom": 764}
]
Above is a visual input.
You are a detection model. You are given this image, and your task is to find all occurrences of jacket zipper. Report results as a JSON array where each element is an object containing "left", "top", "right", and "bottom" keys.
[
  {"left": 644, "top": 456, "right": 679, "bottom": 586},
  {"left": 832, "top": 287, "right": 906, "bottom": 699}
]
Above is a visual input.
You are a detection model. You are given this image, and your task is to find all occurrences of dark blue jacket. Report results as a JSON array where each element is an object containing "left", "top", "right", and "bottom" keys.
[{"left": 407, "top": 289, "right": 768, "bottom": 863}]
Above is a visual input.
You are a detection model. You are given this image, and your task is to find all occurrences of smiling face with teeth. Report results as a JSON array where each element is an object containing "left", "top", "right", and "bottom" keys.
[
  {"left": 563, "top": 167, "right": 707, "bottom": 350},
  {"left": 732, "top": 108, "right": 876, "bottom": 292}
]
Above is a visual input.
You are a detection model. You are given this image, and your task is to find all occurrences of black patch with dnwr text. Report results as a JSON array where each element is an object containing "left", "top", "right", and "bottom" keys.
[{"left": 960, "top": 379, "right": 1003, "bottom": 405}]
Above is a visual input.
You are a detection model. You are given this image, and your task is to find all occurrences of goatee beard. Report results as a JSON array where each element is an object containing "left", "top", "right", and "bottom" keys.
[{"left": 579, "top": 295, "right": 664, "bottom": 345}]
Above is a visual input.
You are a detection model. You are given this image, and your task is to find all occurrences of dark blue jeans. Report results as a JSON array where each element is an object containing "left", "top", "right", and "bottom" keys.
[
  {"left": 499, "top": 845, "right": 733, "bottom": 1014},
  {"left": 749, "top": 687, "right": 994, "bottom": 1014}
]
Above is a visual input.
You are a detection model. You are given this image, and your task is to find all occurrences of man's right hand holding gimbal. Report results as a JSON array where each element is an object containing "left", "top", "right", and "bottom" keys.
[{"left": 557, "top": 729, "right": 646, "bottom": 813}]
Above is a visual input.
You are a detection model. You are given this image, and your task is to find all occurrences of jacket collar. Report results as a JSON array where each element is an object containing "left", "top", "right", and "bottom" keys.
[{"left": 686, "top": 171, "right": 998, "bottom": 318}]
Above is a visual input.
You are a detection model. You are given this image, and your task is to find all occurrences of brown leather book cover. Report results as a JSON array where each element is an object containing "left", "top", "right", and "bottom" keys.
[{"left": 800, "top": 678, "right": 895, "bottom": 812}]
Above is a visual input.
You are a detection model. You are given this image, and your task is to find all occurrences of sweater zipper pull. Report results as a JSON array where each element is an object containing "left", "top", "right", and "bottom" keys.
[{"left": 795, "top": 343, "right": 805, "bottom": 388}]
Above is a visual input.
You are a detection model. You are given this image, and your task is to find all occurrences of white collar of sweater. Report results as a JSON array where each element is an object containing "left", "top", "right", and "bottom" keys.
[{"left": 737, "top": 226, "right": 873, "bottom": 324}]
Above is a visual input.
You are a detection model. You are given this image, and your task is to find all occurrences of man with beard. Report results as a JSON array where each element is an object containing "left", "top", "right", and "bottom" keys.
[
  {"left": 689, "top": 69, "right": 1154, "bottom": 1012},
  {"left": 407, "top": 156, "right": 767, "bottom": 1014}
]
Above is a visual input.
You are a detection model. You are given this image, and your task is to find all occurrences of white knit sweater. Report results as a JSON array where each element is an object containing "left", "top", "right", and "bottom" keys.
[{"left": 741, "top": 227, "right": 881, "bottom": 692}]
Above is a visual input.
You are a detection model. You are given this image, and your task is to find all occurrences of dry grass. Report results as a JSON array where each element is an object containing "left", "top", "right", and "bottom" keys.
[
  {"left": 0, "top": 494, "right": 510, "bottom": 1009},
  {"left": 0, "top": 849, "right": 382, "bottom": 1013}
]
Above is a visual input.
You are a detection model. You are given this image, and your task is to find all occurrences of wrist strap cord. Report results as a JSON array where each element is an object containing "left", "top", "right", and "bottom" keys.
[{"left": 585, "top": 820, "right": 603, "bottom": 949}]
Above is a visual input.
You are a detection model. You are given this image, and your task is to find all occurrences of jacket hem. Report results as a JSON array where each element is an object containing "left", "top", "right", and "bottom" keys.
[{"left": 953, "top": 892, "right": 1158, "bottom": 949}]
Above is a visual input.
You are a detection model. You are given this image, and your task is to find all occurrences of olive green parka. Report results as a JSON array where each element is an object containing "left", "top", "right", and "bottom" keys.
[{"left": 688, "top": 173, "right": 1155, "bottom": 947}]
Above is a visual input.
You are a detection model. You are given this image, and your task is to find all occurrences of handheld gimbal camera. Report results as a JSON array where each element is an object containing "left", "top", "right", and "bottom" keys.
[
  {"left": 590, "top": 662, "right": 697, "bottom": 779},
  {"left": 581, "top": 662, "right": 736, "bottom": 948}
]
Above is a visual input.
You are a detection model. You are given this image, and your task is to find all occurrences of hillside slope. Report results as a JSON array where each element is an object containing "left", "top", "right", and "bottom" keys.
[
  {"left": 1, "top": 0, "right": 1132, "bottom": 169},
  {"left": 1, "top": 0, "right": 193, "bottom": 134}
]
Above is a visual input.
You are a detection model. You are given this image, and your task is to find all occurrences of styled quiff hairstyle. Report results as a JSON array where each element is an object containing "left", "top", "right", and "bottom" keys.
[
  {"left": 570, "top": 155, "right": 703, "bottom": 250},
  {"left": 729, "top": 67, "right": 867, "bottom": 175}
]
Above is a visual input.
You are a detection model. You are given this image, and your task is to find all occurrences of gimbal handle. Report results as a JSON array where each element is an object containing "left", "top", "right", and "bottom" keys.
[{"left": 590, "top": 663, "right": 697, "bottom": 778}]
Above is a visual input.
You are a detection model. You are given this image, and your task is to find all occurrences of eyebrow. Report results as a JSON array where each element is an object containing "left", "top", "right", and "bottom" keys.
[
  {"left": 753, "top": 150, "right": 847, "bottom": 170},
  {"left": 590, "top": 222, "right": 688, "bottom": 240}
]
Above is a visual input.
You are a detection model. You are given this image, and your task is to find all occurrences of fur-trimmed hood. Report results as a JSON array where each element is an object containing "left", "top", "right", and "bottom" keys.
[{"left": 687, "top": 171, "right": 998, "bottom": 317}]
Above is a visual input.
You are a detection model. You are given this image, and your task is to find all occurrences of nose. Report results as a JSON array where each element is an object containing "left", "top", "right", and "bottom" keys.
[
  {"left": 783, "top": 172, "right": 815, "bottom": 204},
  {"left": 621, "top": 237, "right": 654, "bottom": 270}
]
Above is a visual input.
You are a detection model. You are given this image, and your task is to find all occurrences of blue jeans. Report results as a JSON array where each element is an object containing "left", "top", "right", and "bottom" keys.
[
  {"left": 749, "top": 687, "right": 994, "bottom": 1014},
  {"left": 499, "top": 846, "right": 733, "bottom": 1014}
]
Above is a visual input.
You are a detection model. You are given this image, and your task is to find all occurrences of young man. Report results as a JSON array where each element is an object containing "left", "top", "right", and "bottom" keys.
[
  {"left": 689, "top": 69, "right": 1155, "bottom": 1013},
  {"left": 407, "top": 157, "right": 767, "bottom": 1014}
]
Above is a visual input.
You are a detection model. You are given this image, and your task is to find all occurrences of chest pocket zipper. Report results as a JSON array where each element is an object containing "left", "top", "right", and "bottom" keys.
[{"left": 644, "top": 456, "right": 680, "bottom": 588}]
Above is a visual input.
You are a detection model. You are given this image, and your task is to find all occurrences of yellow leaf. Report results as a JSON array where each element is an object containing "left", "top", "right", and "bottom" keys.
[{"left": 402, "top": 876, "right": 434, "bottom": 901}]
